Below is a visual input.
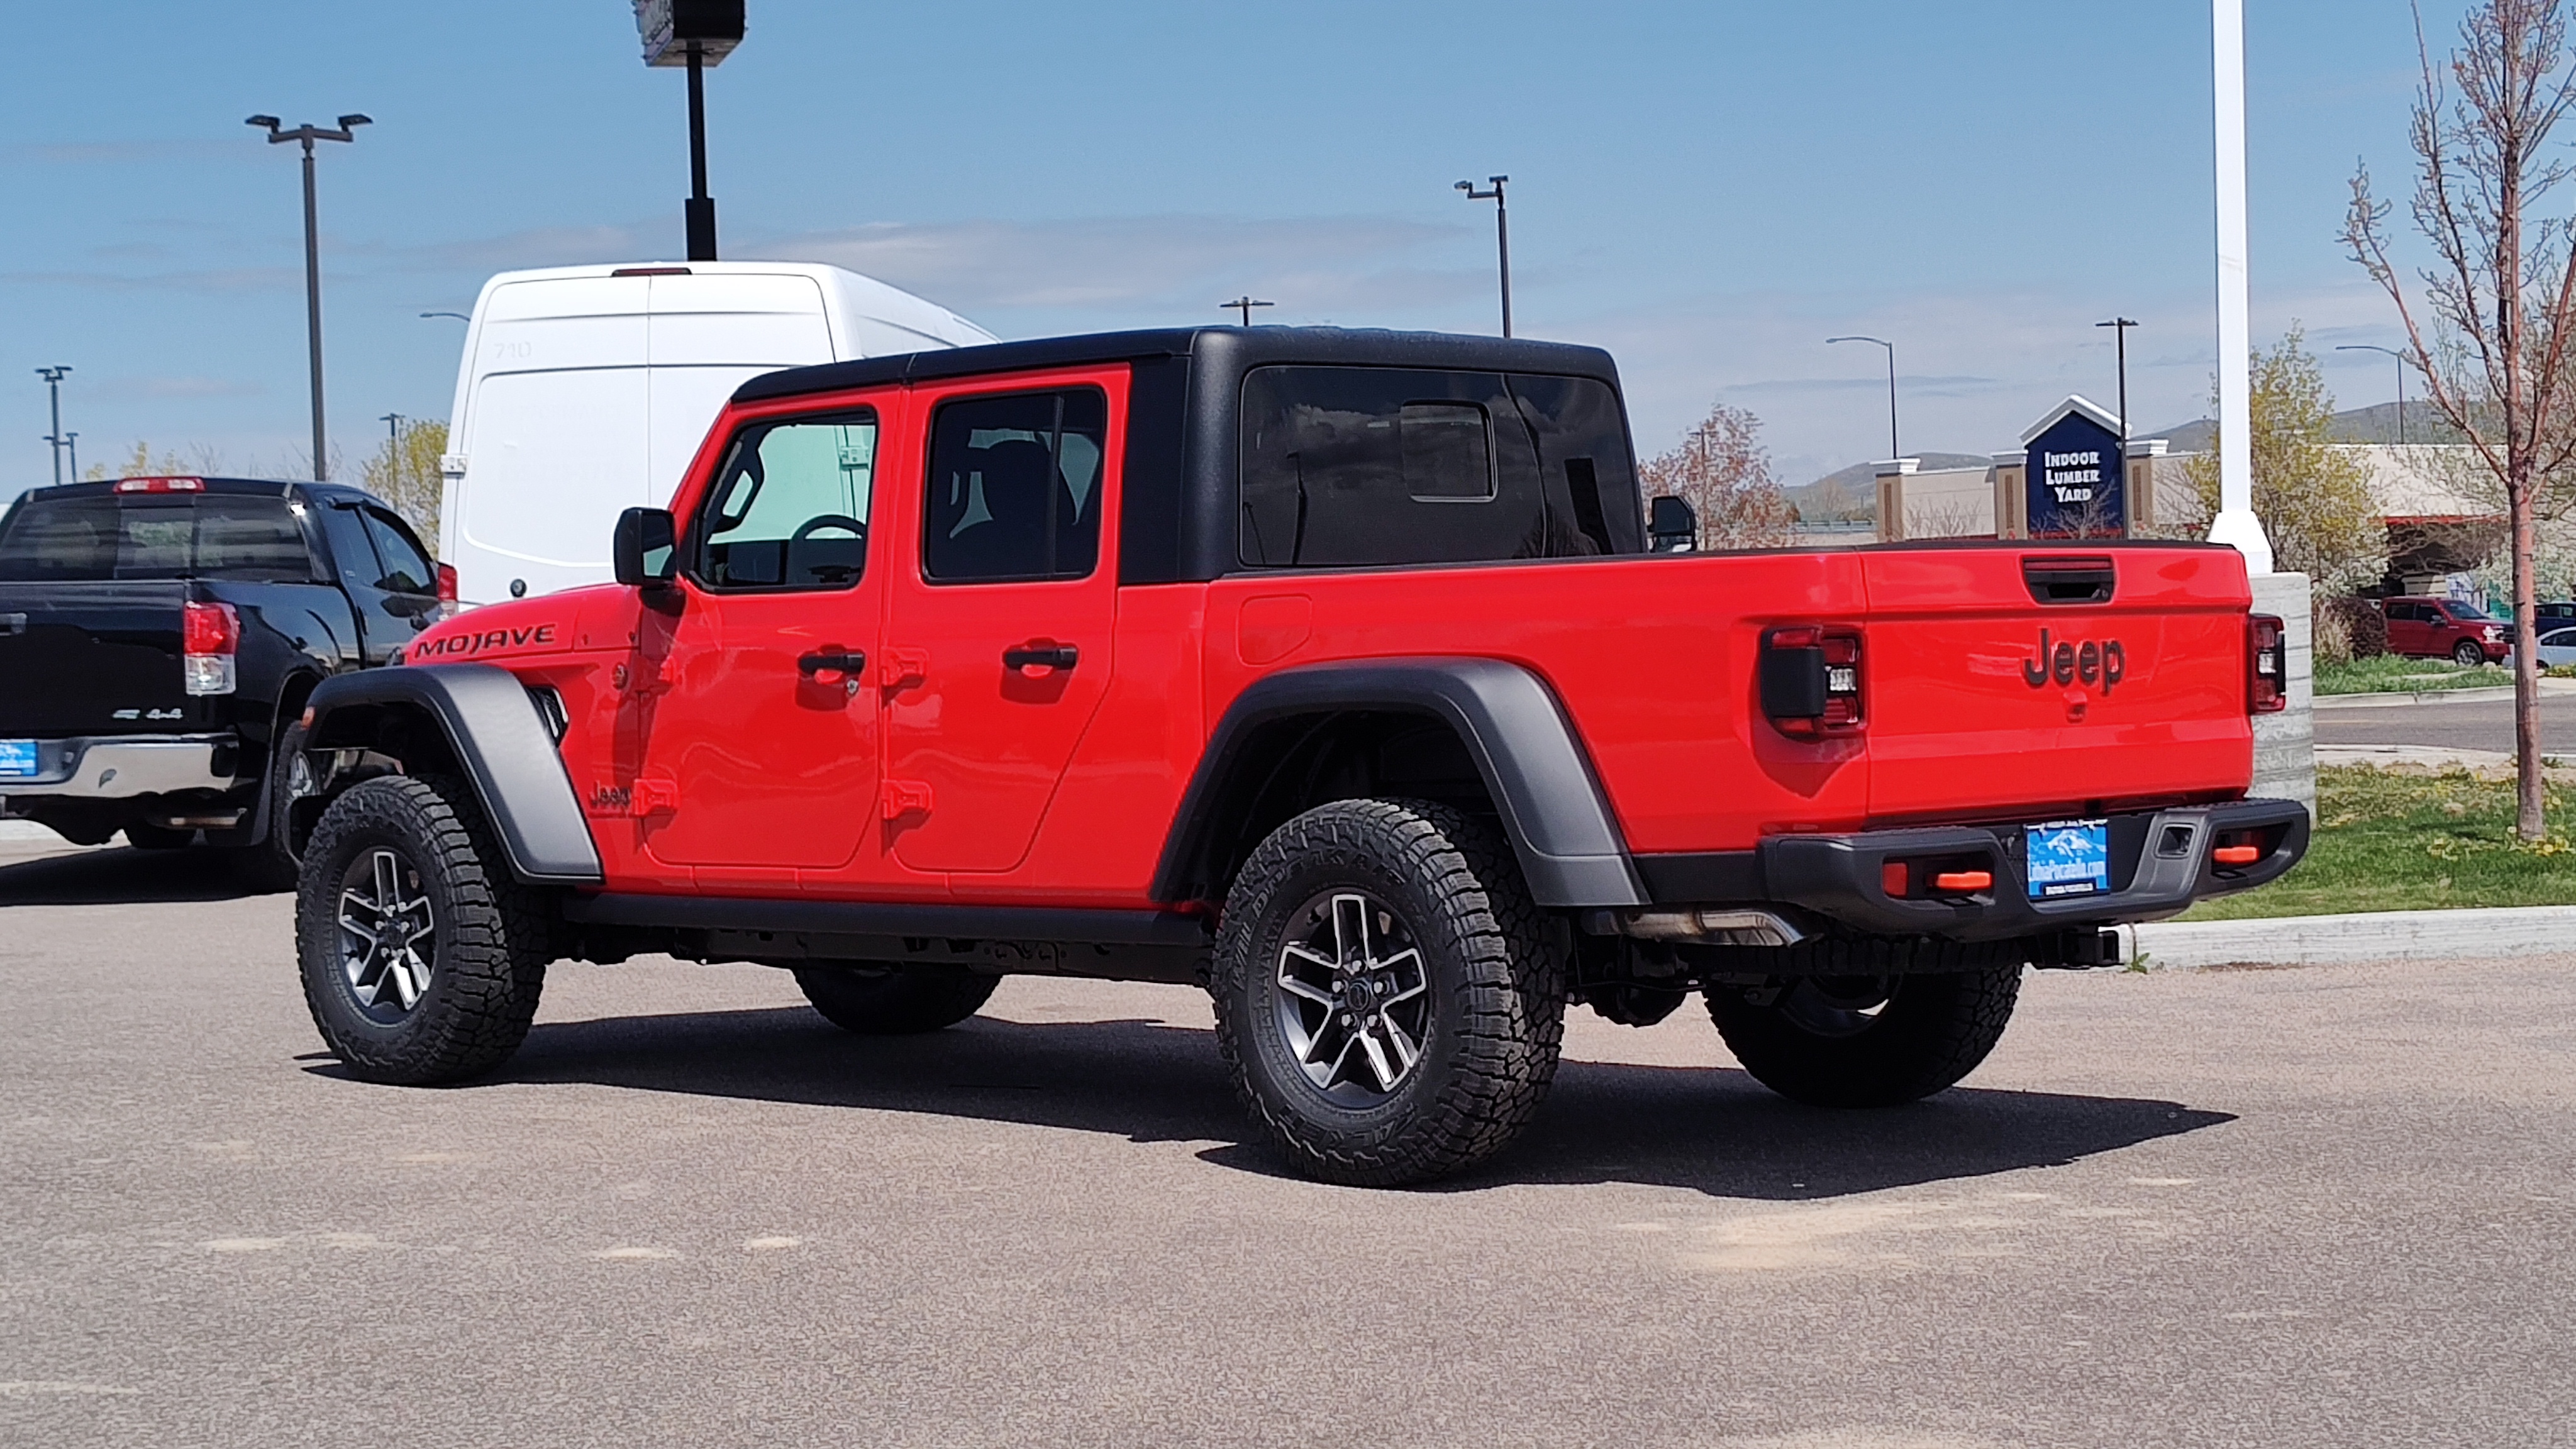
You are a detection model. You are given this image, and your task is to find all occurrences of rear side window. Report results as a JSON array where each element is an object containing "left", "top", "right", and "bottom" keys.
[
  {"left": 0, "top": 494, "right": 312, "bottom": 582},
  {"left": 923, "top": 387, "right": 1106, "bottom": 584},
  {"left": 1237, "top": 367, "right": 1638, "bottom": 568},
  {"left": 693, "top": 410, "right": 878, "bottom": 591}
]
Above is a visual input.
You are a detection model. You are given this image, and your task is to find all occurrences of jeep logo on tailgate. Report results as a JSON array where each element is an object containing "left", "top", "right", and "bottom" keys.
[{"left": 2021, "top": 628, "right": 2125, "bottom": 694}]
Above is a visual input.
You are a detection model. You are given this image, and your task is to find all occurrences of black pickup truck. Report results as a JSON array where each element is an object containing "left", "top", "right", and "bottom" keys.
[{"left": 0, "top": 475, "right": 449, "bottom": 883}]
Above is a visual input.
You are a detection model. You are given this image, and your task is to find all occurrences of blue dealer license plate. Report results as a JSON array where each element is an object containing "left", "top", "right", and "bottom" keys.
[
  {"left": 2025, "top": 819, "right": 2109, "bottom": 900},
  {"left": 0, "top": 740, "right": 36, "bottom": 778}
]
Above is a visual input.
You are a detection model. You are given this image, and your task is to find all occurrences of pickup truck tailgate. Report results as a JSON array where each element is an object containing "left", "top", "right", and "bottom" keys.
[
  {"left": 0, "top": 580, "right": 192, "bottom": 736},
  {"left": 1860, "top": 547, "right": 2253, "bottom": 819}
]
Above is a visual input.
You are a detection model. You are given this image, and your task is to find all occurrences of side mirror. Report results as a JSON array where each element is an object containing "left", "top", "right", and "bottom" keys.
[
  {"left": 1648, "top": 494, "right": 1697, "bottom": 552},
  {"left": 613, "top": 507, "right": 677, "bottom": 587}
]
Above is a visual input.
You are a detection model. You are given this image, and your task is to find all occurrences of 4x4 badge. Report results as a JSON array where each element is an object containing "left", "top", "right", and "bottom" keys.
[{"left": 2021, "top": 628, "right": 2125, "bottom": 695}]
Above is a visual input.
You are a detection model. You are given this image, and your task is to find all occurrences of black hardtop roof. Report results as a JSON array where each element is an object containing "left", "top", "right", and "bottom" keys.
[
  {"left": 733, "top": 325, "right": 1623, "bottom": 404},
  {"left": 11, "top": 477, "right": 380, "bottom": 506}
]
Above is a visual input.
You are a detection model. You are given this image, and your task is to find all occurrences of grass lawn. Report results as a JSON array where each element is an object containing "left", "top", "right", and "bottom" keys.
[
  {"left": 2312, "top": 654, "right": 2506, "bottom": 695},
  {"left": 2177, "top": 764, "right": 2576, "bottom": 919}
]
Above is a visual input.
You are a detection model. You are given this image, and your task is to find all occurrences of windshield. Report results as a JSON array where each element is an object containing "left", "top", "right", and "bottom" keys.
[
  {"left": 2445, "top": 602, "right": 2496, "bottom": 622},
  {"left": 0, "top": 494, "right": 313, "bottom": 582}
]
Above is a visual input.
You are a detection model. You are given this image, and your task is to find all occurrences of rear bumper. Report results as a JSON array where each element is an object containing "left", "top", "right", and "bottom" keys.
[
  {"left": 1637, "top": 798, "right": 2307, "bottom": 943},
  {"left": 0, "top": 735, "right": 241, "bottom": 801}
]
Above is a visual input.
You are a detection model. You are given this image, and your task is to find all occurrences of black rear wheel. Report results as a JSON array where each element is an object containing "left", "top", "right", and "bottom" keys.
[
  {"left": 1706, "top": 963, "right": 2022, "bottom": 1108},
  {"left": 792, "top": 964, "right": 998, "bottom": 1035},
  {"left": 1211, "top": 799, "right": 1566, "bottom": 1187}
]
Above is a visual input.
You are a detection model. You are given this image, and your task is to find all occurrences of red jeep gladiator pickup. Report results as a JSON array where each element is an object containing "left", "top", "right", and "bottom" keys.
[{"left": 289, "top": 327, "right": 2306, "bottom": 1185}]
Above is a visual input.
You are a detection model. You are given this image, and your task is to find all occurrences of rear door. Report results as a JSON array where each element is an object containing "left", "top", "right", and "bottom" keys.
[
  {"left": 314, "top": 502, "right": 435, "bottom": 664},
  {"left": 881, "top": 370, "right": 1124, "bottom": 875},
  {"left": 1858, "top": 547, "right": 2253, "bottom": 820},
  {"left": 2384, "top": 601, "right": 2426, "bottom": 655}
]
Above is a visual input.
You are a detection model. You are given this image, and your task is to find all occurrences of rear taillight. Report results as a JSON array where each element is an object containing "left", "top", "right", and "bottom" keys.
[
  {"left": 2248, "top": 614, "right": 2286, "bottom": 714},
  {"left": 435, "top": 562, "right": 462, "bottom": 620},
  {"left": 182, "top": 600, "right": 238, "bottom": 696},
  {"left": 1760, "top": 625, "right": 1865, "bottom": 738}
]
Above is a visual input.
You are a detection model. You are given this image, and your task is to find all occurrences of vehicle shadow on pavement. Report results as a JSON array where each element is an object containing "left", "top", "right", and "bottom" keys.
[
  {"left": 0, "top": 845, "right": 274, "bottom": 906},
  {"left": 472, "top": 1006, "right": 2234, "bottom": 1200}
]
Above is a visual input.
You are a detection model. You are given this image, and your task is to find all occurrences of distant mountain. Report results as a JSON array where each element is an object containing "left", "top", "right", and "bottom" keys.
[{"left": 2134, "top": 402, "right": 2465, "bottom": 452}]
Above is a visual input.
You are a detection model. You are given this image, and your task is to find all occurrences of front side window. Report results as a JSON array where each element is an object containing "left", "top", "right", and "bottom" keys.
[
  {"left": 1237, "top": 366, "right": 1638, "bottom": 568},
  {"left": 360, "top": 509, "right": 436, "bottom": 594},
  {"left": 923, "top": 387, "right": 1106, "bottom": 584},
  {"left": 692, "top": 410, "right": 877, "bottom": 591}
]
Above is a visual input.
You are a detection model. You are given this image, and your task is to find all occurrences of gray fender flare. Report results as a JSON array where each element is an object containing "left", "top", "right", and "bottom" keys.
[
  {"left": 1151, "top": 657, "right": 1646, "bottom": 909},
  {"left": 303, "top": 663, "right": 602, "bottom": 884}
]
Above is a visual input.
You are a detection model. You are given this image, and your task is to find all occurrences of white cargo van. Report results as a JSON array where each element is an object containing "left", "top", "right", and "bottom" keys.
[{"left": 438, "top": 261, "right": 997, "bottom": 604}]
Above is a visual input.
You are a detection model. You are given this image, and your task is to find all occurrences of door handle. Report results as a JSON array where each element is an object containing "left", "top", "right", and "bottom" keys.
[
  {"left": 797, "top": 650, "right": 868, "bottom": 676},
  {"left": 1002, "top": 642, "right": 1079, "bottom": 672}
]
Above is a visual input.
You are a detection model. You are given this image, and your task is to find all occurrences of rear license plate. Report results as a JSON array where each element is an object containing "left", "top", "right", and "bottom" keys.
[
  {"left": 2025, "top": 819, "right": 2109, "bottom": 900},
  {"left": 0, "top": 740, "right": 36, "bottom": 778}
]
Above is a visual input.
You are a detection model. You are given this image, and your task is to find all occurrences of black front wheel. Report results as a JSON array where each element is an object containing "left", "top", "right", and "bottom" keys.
[
  {"left": 1706, "top": 963, "right": 2022, "bottom": 1108},
  {"left": 296, "top": 775, "right": 550, "bottom": 1084},
  {"left": 2453, "top": 640, "right": 2487, "bottom": 668},
  {"left": 1211, "top": 799, "right": 1566, "bottom": 1187}
]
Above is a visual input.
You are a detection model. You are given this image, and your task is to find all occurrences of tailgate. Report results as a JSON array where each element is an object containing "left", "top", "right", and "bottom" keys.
[
  {"left": 1860, "top": 547, "right": 2253, "bottom": 819},
  {"left": 0, "top": 581, "right": 196, "bottom": 736}
]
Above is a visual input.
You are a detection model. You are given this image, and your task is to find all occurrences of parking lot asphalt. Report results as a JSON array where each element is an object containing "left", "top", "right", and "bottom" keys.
[
  {"left": 2312, "top": 687, "right": 2576, "bottom": 752},
  {"left": 4, "top": 842, "right": 2572, "bottom": 1448}
]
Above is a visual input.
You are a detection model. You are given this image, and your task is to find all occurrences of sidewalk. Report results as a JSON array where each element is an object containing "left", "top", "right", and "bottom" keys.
[
  {"left": 2314, "top": 677, "right": 2576, "bottom": 709},
  {"left": 2122, "top": 904, "right": 2576, "bottom": 969}
]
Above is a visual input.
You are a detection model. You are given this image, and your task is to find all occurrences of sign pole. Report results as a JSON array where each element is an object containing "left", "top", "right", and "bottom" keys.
[{"left": 2208, "top": 0, "right": 2274, "bottom": 573}]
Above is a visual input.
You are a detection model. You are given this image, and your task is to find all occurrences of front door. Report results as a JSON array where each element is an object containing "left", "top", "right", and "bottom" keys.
[
  {"left": 634, "top": 400, "right": 892, "bottom": 874},
  {"left": 883, "top": 374, "right": 1123, "bottom": 875}
]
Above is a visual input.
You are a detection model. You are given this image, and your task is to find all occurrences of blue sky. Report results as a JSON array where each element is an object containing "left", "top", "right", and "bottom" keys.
[{"left": 0, "top": 1, "right": 2469, "bottom": 498}]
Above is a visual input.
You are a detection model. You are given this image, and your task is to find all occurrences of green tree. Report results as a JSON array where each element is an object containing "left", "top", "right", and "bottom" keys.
[
  {"left": 361, "top": 419, "right": 447, "bottom": 541},
  {"left": 2183, "top": 325, "right": 2386, "bottom": 594}
]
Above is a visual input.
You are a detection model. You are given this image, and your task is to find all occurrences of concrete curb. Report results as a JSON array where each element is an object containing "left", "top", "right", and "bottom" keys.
[
  {"left": 2121, "top": 904, "right": 2576, "bottom": 969},
  {"left": 2314, "top": 677, "right": 2576, "bottom": 709}
]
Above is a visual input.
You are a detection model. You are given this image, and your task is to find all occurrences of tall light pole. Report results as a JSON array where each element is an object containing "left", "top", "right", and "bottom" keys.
[
  {"left": 635, "top": 1, "right": 747, "bottom": 262},
  {"left": 2208, "top": 0, "right": 2273, "bottom": 573},
  {"left": 1222, "top": 296, "right": 1274, "bottom": 326},
  {"left": 1455, "top": 175, "right": 1511, "bottom": 338},
  {"left": 1828, "top": 335, "right": 1899, "bottom": 461},
  {"left": 35, "top": 366, "right": 70, "bottom": 486},
  {"left": 2337, "top": 343, "right": 2409, "bottom": 444},
  {"left": 2096, "top": 317, "right": 2138, "bottom": 442},
  {"left": 380, "top": 412, "right": 406, "bottom": 443},
  {"left": 248, "top": 113, "right": 370, "bottom": 481},
  {"left": 64, "top": 432, "right": 79, "bottom": 482}
]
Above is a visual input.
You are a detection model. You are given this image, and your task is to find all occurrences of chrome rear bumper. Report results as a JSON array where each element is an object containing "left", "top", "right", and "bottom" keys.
[{"left": 0, "top": 736, "right": 238, "bottom": 800}]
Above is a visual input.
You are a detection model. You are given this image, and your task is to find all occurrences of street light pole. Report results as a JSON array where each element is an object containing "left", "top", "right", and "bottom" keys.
[
  {"left": 380, "top": 413, "right": 406, "bottom": 443},
  {"left": 1222, "top": 296, "right": 1274, "bottom": 326},
  {"left": 35, "top": 366, "right": 70, "bottom": 486},
  {"left": 1827, "top": 335, "right": 1899, "bottom": 461},
  {"left": 1455, "top": 175, "right": 1511, "bottom": 338},
  {"left": 248, "top": 113, "right": 370, "bottom": 481},
  {"left": 64, "top": 432, "right": 79, "bottom": 482},
  {"left": 2096, "top": 317, "right": 2138, "bottom": 442},
  {"left": 635, "top": 1, "right": 745, "bottom": 261},
  {"left": 2336, "top": 344, "right": 2409, "bottom": 444}
]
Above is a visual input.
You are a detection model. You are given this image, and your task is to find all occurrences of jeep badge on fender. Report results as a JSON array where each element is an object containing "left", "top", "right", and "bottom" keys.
[{"left": 2022, "top": 627, "right": 2126, "bottom": 694}]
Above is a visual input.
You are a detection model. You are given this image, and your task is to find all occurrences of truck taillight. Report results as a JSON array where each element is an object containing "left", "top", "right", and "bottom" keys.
[
  {"left": 2248, "top": 613, "right": 2286, "bottom": 714},
  {"left": 1761, "top": 625, "right": 1865, "bottom": 738},
  {"left": 435, "top": 562, "right": 461, "bottom": 619},
  {"left": 182, "top": 600, "right": 238, "bottom": 697},
  {"left": 113, "top": 476, "right": 204, "bottom": 493}
]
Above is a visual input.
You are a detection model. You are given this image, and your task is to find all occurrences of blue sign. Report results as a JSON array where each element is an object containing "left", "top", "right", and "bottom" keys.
[{"left": 2025, "top": 407, "right": 2126, "bottom": 538}]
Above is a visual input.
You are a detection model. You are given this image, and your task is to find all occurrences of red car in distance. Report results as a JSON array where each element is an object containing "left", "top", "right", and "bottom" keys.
[{"left": 2380, "top": 596, "right": 2508, "bottom": 666}]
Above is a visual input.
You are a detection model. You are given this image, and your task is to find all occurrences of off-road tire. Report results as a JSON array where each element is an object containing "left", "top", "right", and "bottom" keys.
[
  {"left": 226, "top": 719, "right": 308, "bottom": 891},
  {"left": 296, "top": 774, "right": 550, "bottom": 1084},
  {"left": 1705, "top": 960, "right": 2023, "bottom": 1108},
  {"left": 792, "top": 964, "right": 999, "bottom": 1035},
  {"left": 123, "top": 824, "right": 194, "bottom": 850},
  {"left": 1211, "top": 798, "right": 1567, "bottom": 1187},
  {"left": 2453, "top": 640, "right": 2485, "bottom": 668}
]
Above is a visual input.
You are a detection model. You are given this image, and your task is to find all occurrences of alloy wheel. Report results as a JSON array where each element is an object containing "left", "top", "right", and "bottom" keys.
[
  {"left": 336, "top": 847, "right": 435, "bottom": 1023},
  {"left": 1274, "top": 890, "right": 1432, "bottom": 1104}
]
